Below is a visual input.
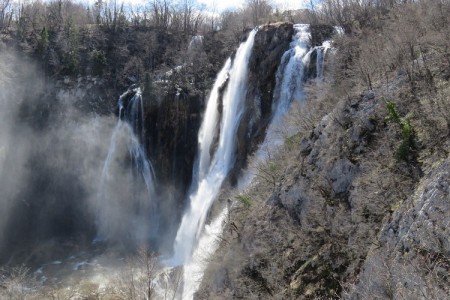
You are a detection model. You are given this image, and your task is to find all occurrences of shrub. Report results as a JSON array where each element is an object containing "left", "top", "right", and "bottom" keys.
[
  {"left": 91, "top": 49, "right": 107, "bottom": 75},
  {"left": 385, "top": 100, "right": 416, "bottom": 161}
]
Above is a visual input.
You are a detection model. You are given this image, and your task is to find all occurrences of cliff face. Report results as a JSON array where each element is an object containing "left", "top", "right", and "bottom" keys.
[{"left": 144, "top": 89, "right": 204, "bottom": 200}]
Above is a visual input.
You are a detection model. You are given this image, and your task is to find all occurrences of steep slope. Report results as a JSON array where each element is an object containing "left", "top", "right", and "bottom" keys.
[
  {"left": 197, "top": 2, "right": 450, "bottom": 298},
  {"left": 347, "top": 158, "right": 450, "bottom": 299},
  {"left": 196, "top": 88, "right": 417, "bottom": 299},
  {"left": 197, "top": 57, "right": 450, "bottom": 300}
]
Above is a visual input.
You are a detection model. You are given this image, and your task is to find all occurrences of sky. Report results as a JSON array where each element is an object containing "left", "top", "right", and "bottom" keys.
[
  {"left": 196, "top": 0, "right": 309, "bottom": 12},
  {"left": 101, "top": 0, "right": 309, "bottom": 12}
]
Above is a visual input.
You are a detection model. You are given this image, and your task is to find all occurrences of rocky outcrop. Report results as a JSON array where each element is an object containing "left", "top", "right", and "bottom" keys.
[{"left": 347, "top": 159, "right": 450, "bottom": 299}]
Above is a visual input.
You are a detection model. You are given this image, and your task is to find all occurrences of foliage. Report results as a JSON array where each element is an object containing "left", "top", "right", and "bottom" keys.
[
  {"left": 91, "top": 49, "right": 107, "bottom": 75},
  {"left": 285, "top": 132, "right": 302, "bottom": 151},
  {"left": 385, "top": 100, "right": 416, "bottom": 161},
  {"left": 385, "top": 100, "right": 401, "bottom": 124},
  {"left": 64, "top": 19, "right": 80, "bottom": 74}
]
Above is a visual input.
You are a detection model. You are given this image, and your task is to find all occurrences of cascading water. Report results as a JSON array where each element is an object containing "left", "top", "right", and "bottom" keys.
[
  {"left": 167, "top": 25, "right": 334, "bottom": 299},
  {"left": 172, "top": 29, "right": 257, "bottom": 265},
  {"left": 273, "top": 24, "right": 311, "bottom": 119},
  {"left": 316, "top": 40, "right": 332, "bottom": 80},
  {"left": 188, "top": 35, "right": 204, "bottom": 52},
  {"left": 194, "top": 58, "right": 232, "bottom": 185},
  {"left": 261, "top": 25, "right": 333, "bottom": 156},
  {"left": 98, "top": 87, "right": 158, "bottom": 242},
  {"left": 254, "top": 24, "right": 315, "bottom": 163}
]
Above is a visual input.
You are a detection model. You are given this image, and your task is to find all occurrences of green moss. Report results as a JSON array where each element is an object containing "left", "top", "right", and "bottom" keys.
[{"left": 236, "top": 194, "right": 253, "bottom": 208}]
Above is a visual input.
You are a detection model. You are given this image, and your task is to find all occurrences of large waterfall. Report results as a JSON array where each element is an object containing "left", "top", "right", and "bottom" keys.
[
  {"left": 98, "top": 87, "right": 158, "bottom": 243},
  {"left": 172, "top": 29, "right": 257, "bottom": 265},
  {"left": 168, "top": 24, "right": 332, "bottom": 299}
]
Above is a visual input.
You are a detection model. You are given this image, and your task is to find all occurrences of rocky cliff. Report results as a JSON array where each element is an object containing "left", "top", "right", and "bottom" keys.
[
  {"left": 196, "top": 78, "right": 449, "bottom": 298},
  {"left": 347, "top": 159, "right": 450, "bottom": 299}
]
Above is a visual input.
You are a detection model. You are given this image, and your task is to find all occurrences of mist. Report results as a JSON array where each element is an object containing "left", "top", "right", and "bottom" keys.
[{"left": 0, "top": 49, "right": 165, "bottom": 267}]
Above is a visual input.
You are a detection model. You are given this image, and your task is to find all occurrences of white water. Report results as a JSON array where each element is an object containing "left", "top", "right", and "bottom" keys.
[
  {"left": 172, "top": 29, "right": 257, "bottom": 265},
  {"left": 188, "top": 35, "right": 204, "bottom": 52},
  {"left": 98, "top": 88, "right": 157, "bottom": 241},
  {"left": 196, "top": 58, "right": 232, "bottom": 182},
  {"left": 316, "top": 40, "right": 332, "bottom": 80},
  {"left": 181, "top": 206, "right": 229, "bottom": 299},
  {"left": 274, "top": 24, "right": 311, "bottom": 119}
]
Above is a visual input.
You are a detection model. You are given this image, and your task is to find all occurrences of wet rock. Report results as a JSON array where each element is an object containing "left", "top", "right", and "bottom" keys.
[{"left": 230, "top": 22, "right": 295, "bottom": 183}]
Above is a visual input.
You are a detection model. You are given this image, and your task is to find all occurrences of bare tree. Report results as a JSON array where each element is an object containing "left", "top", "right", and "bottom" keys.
[
  {"left": 0, "top": 0, "right": 12, "bottom": 30},
  {"left": 245, "top": 0, "right": 272, "bottom": 27},
  {"left": 151, "top": 0, "right": 171, "bottom": 31}
]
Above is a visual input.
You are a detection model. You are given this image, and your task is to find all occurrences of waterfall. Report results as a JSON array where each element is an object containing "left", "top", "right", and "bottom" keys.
[
  {"left": 98, "top": 87, "right": 157, "bottom": 242},
  {"left": 188, "top": 35, "right": 204, "bottom": 52},
  {"left": 171, "top": 29, "right": 257, "bottom": 267},
  {"left": 316, "top": 40, "right": 332, "bottom": 80},
  {"left": 195, "top": 58, "right": 232, "bottom": 182},
  {"left": 252, "top": 24, "right": 313, "bottom": 161},
  {"left": 272, "top": 24, "right": 311, "bottom": 124},
  {"left": 242, "top": 24, "right": 331, "bottom": 190}
]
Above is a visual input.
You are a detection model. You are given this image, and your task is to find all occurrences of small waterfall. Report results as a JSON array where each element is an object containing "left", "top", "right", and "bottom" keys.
[
  {"left": 316, "top": 40, "right": 332, "bottom": 80},
  {"left": 169, "top": 30, "right": 257, "bottom": 291},
  {"left": 188, "top": 35, "right": 204, "bottom": 52},
  {"left": 272, "top": 24, "right": 311, "bottom": 124},
  {"left": 255, "top": 24, "right": 312, "bottom": 158},
  {"left": 98, "top": 87, "right": 157, "bottom": 242}
]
